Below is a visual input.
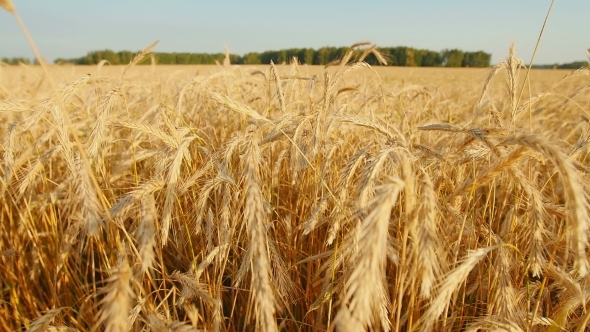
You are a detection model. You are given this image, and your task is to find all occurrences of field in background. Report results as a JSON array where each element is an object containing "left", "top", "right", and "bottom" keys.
[
  {"left": 1, "top": 56, "right": 590, "bottom": 331},
  {"left": 1, "top": 64, "right": 576, "bottom": 96}
]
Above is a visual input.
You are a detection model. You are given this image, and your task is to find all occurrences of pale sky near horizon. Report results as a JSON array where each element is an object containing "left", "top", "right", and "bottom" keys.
[{"left": 0, "top": 0, "right": 588, "bottom": 65}]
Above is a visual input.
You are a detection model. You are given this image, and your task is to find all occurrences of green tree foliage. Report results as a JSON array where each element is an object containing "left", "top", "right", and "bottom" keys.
[
  {"left": 53, "top": 46, "right": 493, "bottom": 67},
  {"left": 92, "top": 49, "right": 120, "bottom": 65},
  {"left": 304, "top": 48, "right": 315, "bottom": 65},
  {"left": 462, "top": 51, "right": 491, "bottom": 67},
  {"left": 441, "top": 49, "right": 464, "bottom": 67},
  {"left": 117, "top": 51, "right": 135, "bottom": 64},
  {"left": 420, "top": 50, "right": 442, "bottom": 67},
  {"left": 1, "top": 57, "right": 33, "bottom": 65},
  {"left": 557, "top": 61, "right": 587, "bottom": 69},
  {"left": 243, "top": 52, "right": 261, "bottom": 64}
]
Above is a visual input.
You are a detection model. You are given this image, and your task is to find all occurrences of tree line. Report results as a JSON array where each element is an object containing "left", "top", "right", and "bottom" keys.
[
  {"left": 0, "top": 57, "right": 38, "bottom": 65},
  {"left": 2, "top": 47, "right": 586, "bottom": 68},
  {"left": 46, "top": 46, "right": 493, "bottom": 67},
  {"left": 532, "top": 61, "right": 588, "bottom": 69}
]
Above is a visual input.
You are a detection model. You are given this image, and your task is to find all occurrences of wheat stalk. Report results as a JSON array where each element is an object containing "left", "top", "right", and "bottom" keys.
[
  {"left": 121, "top": 40, "right": 159, "bottom": 79},
  {"left": 95, "top": 258, "right": 133, "bottom": 332},
  {"left": 501, "top": 133, "right": 590, "bottom": 276},
  {"left": 336, "top": 177, "right": 404, "bottom": 331},
  {"left": 26, "top": 308, "right": 65, "bottom": 332},
  {"left": 419, "top": 245, "right": 499, "bottom": 332},
  {"left": 240, "top": 126, "right": 278, "bottom": 332},
  {"left": 137, "top": 193, "right": 157, "bottom": 275}
]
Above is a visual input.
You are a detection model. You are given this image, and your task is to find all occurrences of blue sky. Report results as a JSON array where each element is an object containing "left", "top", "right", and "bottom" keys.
[{"left": 1, "top": 0, "right": 588, "bottom": 65}]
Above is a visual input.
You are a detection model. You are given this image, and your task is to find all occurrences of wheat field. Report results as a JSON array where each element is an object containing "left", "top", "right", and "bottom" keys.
[{"left": 1, "top": 44, "right": 590, "bottom": 332}]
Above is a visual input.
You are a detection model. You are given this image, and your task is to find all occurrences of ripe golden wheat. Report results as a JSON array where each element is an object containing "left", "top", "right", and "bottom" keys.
[{"left": 1, "top": 42, "right": 590, "bottom": 332}]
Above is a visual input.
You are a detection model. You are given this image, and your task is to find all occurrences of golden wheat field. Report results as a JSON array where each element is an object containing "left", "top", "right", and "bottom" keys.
[{"left": 1, "top": 48, "right": 590, "bottom": 332}]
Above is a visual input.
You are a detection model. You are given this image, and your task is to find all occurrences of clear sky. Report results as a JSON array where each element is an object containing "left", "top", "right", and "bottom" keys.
[{"left": 1, "top": 0, "right": 588, "bottom": 65}]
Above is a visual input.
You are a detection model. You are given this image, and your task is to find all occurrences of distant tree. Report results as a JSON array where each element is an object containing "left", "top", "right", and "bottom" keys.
[
  {"left": 189, "top": 53, "right": 201, "bottom": 64},
  {"left": 154, "top": 52, "right": 173, "bottom": 64},
  {"left": 421, "top": 50, "right": 441, "bottom": 67},
  {"left": 462, "top": 51, "right": 491, "bottom": 67},
  {"left": 200, "top": 54, "right": 215, "bottom": 65},
  {"left": 74, "top": 50, "right": 120, "bottom": 65},
  {"left": 229, "top": 54, "right": 242, "bottom": 64},
  {"left": 77, "top": 54, "right": 92, "bottom": 65},
  {"left": 283, "top": 49, "right": 299, "bottom": 63},
  {"left": 406, "top": 48, "right": 416, "bottom": 66},
  {"left": 289, "top": 49, "right": 301, "bottom": 64},
  {"left": 381, "top": 48, "right": 397, "bottom": 66},
  {"left": 118, "top": 51, "right": 135, "bottom": 64},
  {"left": 96, "top": 50, "right": 120, "bottom": 64},
  {"left": 442, "top": 49, "right": 464, "bottom": 67},
  {"left": 243, "top": 52, "right": 260, "bottom": 65},
  {"left": 303, "top": 48, "right": 315, "bottom": 65},
  {"left": 558, "top": 61, "right": 587, "bottom": 69},
  {"left": 362, "top": 52, "right": 378, "bottom": 66},
  {"left": 1, "top": 57, "right": 32, "bottom": 65},
  {"left": 412, "top": 49, "right": 423, "bottom": 67},
  {"left": 260, "top": 50, "right": 280, "bottom": 64},
  {"left": 278, "top": 50, "right": 288, "bottom": 64},
  {"left": 315, "top": 47, "right": 331, "bottom": 65},
  {"left": 392, "top": 47, "right": 410, "bottom": 67},
  {"left": 337, "top": 47, "right": 348, "bottom": 60}
]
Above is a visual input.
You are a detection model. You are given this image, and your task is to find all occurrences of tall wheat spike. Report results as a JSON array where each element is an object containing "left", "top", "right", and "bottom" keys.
[
  {"left": 420, "top": 246, "right": 499, "bottom": 331},
  {"left": 240, "top": 126, "right": 278, "bottom": 332},
  {"left": 335, "top": 177, "right": 404, "bottom": 331},
  {"left": 120, "top": 40, "right": 159, "bottom": 79},
  {"left": 95, "top": 258, "right": 133, "bottom": 332}
]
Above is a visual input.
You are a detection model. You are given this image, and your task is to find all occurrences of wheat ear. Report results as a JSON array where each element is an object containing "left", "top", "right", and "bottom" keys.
[
  {"left": 95, "top": 258, "right": 133, "bottom": 332},
  {"left": 336, "top": 177, "right": 404, "bottom": 332},
  {"left": 241, "top": 126, "right": 278, "bottom": 332},
  {"left": 419, "top": 245, "right": 499, "bottom": 332}
]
